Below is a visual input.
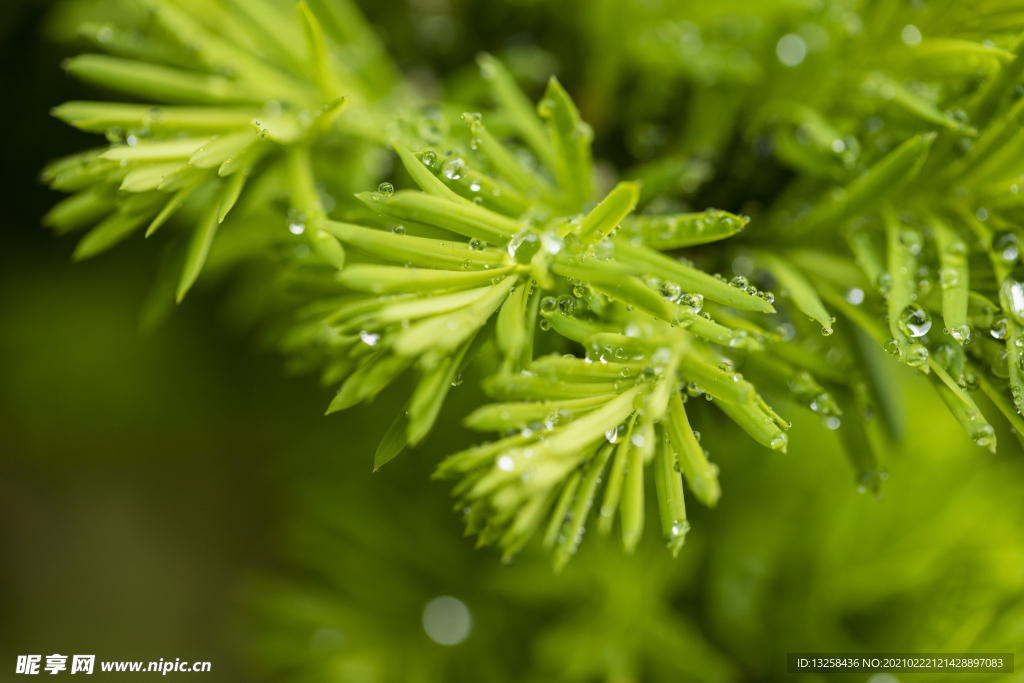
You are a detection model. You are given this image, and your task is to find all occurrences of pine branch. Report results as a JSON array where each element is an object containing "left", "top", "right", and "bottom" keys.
[{"left": 42, "top": 0, "right": 1024, "bottom": 570}]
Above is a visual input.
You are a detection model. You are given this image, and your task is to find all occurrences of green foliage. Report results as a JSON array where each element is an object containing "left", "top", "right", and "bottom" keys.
[{"left": 41, "top": 0, "right": 1024, "bottom": 578}]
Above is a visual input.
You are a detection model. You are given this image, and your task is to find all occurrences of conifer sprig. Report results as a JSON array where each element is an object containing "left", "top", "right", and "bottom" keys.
[{"left": 43, "top": 0, "right": 1024, "bottom": 567}]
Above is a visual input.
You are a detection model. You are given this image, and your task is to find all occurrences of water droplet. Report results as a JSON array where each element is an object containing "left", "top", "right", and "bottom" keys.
[
  {"left": 540, "top": 297, "right": 557, "bottom": 313},
  {"left": 662, "top": 281, "right": 682, "bottom": 301},
  {"left": 902, "top": 343, "right": 930, "bottom": 367},
  {"left": 947, "top": 241, "right": 967, "bottom": 257},
  {"left": 729, "top": 275, "right": 749, "bottom": 288},
  {"left": 950, "top": 324, "right": 971, "bottom": 344},
  {"left": 958, "top": 370, "right": 980, "bottom": 391},
  {"left": 442, "top": 155, "right": 467, "bottom": 180},
  {"left": 507, "top": 229, "right": 541, "bottom": 264},
  {"left": 845, "top": 287, "right": 865, "bottom": 305},
  {"left": 990, "top": 317, "right": 1009, "bottom": 340},
  {"left": 376, "top": 182, "right": 394, "bottom": 197},
  {"left": 679, "top": 292, "right": 703, "bottom": 312},
  {"left": 1002, "top": 275, "right": 1024, "bottom": 326},
  {"left": 674, "top": 307, "right": 696, "bottom": 325},
  {"left": 939, "top": 267, "right": 960, "bottom": 289},
  {"left": 469, "top": 238, "right": 485, "bottom": 250},
  {"left": 539, "top": 318, "right": 551, "bottom": 331},
  {"left": 898, "top": 303, "right": 932, "bottom": 338},
  {"left": 973, "top": 425, "right": 996, "bottom": 452},
  {"left": 995, "top": 231, "right": 1019, "bottom": 264},
  {"left": 392, "top": 225, "right": 406, "bottom": 235}
]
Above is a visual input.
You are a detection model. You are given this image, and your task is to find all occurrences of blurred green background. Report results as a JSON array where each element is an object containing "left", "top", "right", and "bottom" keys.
[{"left": 2, "top": 1, "right": 1024, "bottom": 681}]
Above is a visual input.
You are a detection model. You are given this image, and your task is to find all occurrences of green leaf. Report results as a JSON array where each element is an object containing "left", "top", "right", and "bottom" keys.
[
  {"left": 831, "top": 388, "right": 881, "bottom": 494},
  {"left": 51, "top": 102, "right": 259, "bottom": 134},
  {"left": 407, "top": 337, "right": 473, "bottom": 445},
  {"left": 928, "top": 361, "right": 996, "bottom": 453},
  {"left": 971, "top": 31, "right": 1024, "bottom": 128},
  {"left": 464, "top": 395, "right": 611, "bottom": 431},
  {"left": 904, "top": 38, "right": 1013, "bottom": 79},
  {"left": 678, "top": 350, "right": 757, "bottom": 405},
  {"left": 390, "top": 276, "right": 518, "bottom": 358},
  {"left": 218, "top": 169, "right": 248, "bottom": 223},
  {"left": 495, "top": 280, "right": 531, "bottom": 368},
  {"left": 477, "top": 53, "right": 557, "bottom": 175},
  {"left": 339, "top": 264, "right": 517, "bottom": 295},
  {"left": 73, "top": 203, "right": 158, "bottom": 260},
  {"left": 323, "top": 220, "right": 507, "bottom": 270},
  {"left": 654, "top": 431, "right": 688, "bottom": 557},
  {"left": 43, "top": 187, "right": 114, "bottom": 235},
  {"left": 624, "top": 210, "right": 748, "bottom": 249},
  {"left": 341, "top": 289, "right": 492, "bottom": 332},
  {"left": 223, "top": 0, "right": 305, "bottom": 66},
  {"left": 665, "top": 386, "right": 721, "bottom": 506},
  {"left": 597, "top": 415, "right": 636, "bottom": 535},
  {"left": 883, "top": 208, "right": 924, "bottom": 363},
  {"left": 189, "top": 130, "right": 258, "bottom": 169},
  {"left": 930, "top": 214, "right": 970, "bottom": 343},
  {"left": 1005, "top": 321, "right": 1024, "bottom": 431},
  {"left": 147, "top": 184, "right": 198, "bottom": 237},
  {"left": 327, "top": 353, "right": 413, "bottom": 413},
  {"left": 63, "top": 55, "right": 261, "bottom": 104},
  {"left": 576, "top": 181, "right": 639, "bottom": 246},
  {"left": 755, "top": 251, "right": 833, "bottom": 334},
  {"left": 391, "top": 140, "right": 470, "bottom": 205},
  {"left": 218, "top": 138, "right": 268, "bottom": 177},
  {"left": 144, "top": 0, "right": 317, "bottom": 105},
  {"left": 714, "top": 398, "right": 788, "bottom": 452},
  {"left": 612, "top": 238, "right": 776, "bottom": 313},
  {"left": 297, "top": 0, "right": 345, "bottom": 99},
  {"left": 554, "top": 443, "right": 613, "bottom": 572},
  {"left": 538, "top": 76, "right": 593, "bottom": 210},
  {"left": 176, "top": 198, "right": 221, "bottom": 302},
  {"left": 785, "top": 132, "right": 936, "bottom": 240},
  {"left": 357, "top": 191, "right": 522, "bottom": 242},
  {"left": 483, "top": 373, "right": 620, "bottom": 401},
  {"left": 120, "top": 162, "right": 186, "bottom": 192},
  {"left": 864, "top": 72, "right": 977, "bottom": 135},
  {"left": 978, "top": 370, "right": 1024, "bottom": 442},
  {"left": 542, "top": 471, "right": 583, "bottom": 549},
  {"left": 619, "top": 426, "right": 646, "bottom": 554},
  {"left": 374, "top": 408, "right": 410, "bottom": 471},
  {"left": 462, "top": 113, "right": 556, "bottom": 202},
  {"left": 101, "top": 138, "right": 210, "bottom": 162}
]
